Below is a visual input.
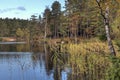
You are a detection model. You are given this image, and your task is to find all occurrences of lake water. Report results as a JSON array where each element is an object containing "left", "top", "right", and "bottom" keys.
[{"left": 0, "top": 42, "right": 68, "bottom": 80}]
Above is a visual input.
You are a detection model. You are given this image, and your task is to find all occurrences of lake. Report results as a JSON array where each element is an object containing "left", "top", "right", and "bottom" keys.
[{"left": 0, "top": 42, "right": 69, "bottom": 80}]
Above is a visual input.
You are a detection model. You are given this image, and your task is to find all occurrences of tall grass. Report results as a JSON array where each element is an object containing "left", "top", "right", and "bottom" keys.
[{"left": 50, "top": 39, "right": 120, "bottom": 80}]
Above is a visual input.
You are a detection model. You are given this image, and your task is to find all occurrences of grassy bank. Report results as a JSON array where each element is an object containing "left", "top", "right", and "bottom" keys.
[{"left": 50, "top": 38, "right": 120, "bottom": 80}]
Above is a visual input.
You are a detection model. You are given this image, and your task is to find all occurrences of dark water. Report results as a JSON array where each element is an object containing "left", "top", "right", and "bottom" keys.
[{"left": 0, "top": 42, "right": 68, "bottom": 80}]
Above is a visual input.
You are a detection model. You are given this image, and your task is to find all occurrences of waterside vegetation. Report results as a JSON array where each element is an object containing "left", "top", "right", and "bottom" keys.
[{"left": 0, "top": 0, "right": 120, "bottom": 80}]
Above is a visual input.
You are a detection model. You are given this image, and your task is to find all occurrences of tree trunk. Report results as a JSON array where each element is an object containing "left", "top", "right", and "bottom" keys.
[
  {"left": 44, "top": 16, "right": 47, "bottom": 40},
  {"left": 96, "top": 1, "right": 116, "bottom": 56},
  {"left": 104, "top": 6, "right": 116, "bottom": 56}
]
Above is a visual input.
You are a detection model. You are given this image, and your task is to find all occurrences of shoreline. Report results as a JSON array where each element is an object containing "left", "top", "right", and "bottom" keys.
[{"left": 0, "top": 42, "right": 26, "bottom": 44}]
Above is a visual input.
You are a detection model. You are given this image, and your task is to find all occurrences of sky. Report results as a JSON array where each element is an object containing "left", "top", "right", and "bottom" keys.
[{"left": 0, "top": 0, "right": 65, "bottom": 19}]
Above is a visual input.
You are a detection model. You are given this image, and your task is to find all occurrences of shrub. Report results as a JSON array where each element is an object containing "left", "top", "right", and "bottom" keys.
[{"left": 99, "top": 34, "right": 107, "bottom": 41}]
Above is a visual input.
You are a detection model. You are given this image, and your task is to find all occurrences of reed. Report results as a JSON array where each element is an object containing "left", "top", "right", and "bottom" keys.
[{"left": 50, "top": 39, "right": 120, "bottom": 80}]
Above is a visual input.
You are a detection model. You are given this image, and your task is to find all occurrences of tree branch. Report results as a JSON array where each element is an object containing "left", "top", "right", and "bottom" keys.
[{"left": 96, "top": 0, "right": 106, "bottom": 19}]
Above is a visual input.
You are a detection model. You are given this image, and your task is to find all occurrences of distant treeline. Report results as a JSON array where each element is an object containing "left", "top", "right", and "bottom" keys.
[{"left": 0, "top": 0, "right": 120, "bottom": 41}]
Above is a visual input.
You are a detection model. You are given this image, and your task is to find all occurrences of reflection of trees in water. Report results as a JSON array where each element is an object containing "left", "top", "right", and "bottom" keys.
[
  {"left": 16, "top": 55, "right": 32, "bottom": 70},
  {"left": 16, "top": 44, "right": 24, "bottom": 52},
  {"left": 31, "top": 45, "right": 69, "bottom": 80},
  {"left": 0, "top": 53, "right": 32, "bottom": 80},
  {"left": 31, "top": 53, "right": 41, "bottom": 69},
  {"left": 0, "top": 44, "right": 30, "bottom": 52},
  {"left": 31, "top": 43, "right": 67, "bottom": 80},
  {"left": 15, "top": 54, "right": 32, "bottom": 80},
  {"left": 44, "top": 44, "right": 53, "bottom": 75},
  {"left": 31, "top": 44, "right": 54, "bottom": 75},
  {"left": 0, "top": 43, "right": 69, "bottom": 80},
  {"left": 16, "top": 44, "right": 30, "bottom": 52},
  {"left": 0, "top": 44, "right": 16, "bottom": 51},
  {"left": 0, "top": 54, "right": 32, "bottom": 70}
]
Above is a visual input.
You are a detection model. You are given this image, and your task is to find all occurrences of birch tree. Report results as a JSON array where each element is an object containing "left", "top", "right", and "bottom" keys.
[{"left": 96, "top": 0, "right": 116, "bottom": 56}]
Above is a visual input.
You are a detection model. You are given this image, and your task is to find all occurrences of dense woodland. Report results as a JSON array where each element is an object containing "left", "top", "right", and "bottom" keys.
[
  {"left": 0, "top": 0, "right": 120, "bottom": 41},
  {"left": 0, "top": 0, "right": 120, "bottom": 55},
  {"left": 0, "top": 0, "right": 120, "bottom": 80},
  {"left": 1, "top": 0, "right": 120, "bottom": 55}
]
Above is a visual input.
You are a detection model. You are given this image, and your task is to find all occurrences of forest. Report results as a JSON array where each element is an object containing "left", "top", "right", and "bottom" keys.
[
  {"left": 0, "top": 0, "right": 120, "bottom": 41},
  {"left": 0, "top": 0, "right": 120, "bottom": 80}
]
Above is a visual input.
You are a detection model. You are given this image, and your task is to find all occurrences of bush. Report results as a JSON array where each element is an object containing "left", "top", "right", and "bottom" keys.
[{"left": 99, "top": 34, "right": 107, "bottom": 41}]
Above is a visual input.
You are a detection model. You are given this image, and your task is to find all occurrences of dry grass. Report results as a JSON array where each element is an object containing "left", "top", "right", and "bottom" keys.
[
  {"left": 50, "top": 38, "right": 120, "bottom": 80},
  {"left": 65, "top": 38, "right": 120, "bottom": 56},
  {"left": 63, "top": 40, "right": 117, "bottom": 79}
]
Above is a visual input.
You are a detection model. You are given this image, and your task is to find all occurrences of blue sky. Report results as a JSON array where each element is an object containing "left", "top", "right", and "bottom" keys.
[{"left": 0, "top": 0, "right": 65, "bottom": 19}]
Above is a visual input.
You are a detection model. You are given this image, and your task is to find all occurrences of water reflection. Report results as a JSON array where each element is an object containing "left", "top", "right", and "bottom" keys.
[
  {"left": 0, "top": 42, "right": 68, "bottom": 80},
  {"left": 0, "top": 43, "right": 30, "bottom": 52}
]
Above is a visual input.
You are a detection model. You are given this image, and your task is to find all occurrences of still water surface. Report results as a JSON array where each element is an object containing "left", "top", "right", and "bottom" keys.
[{"left": 0, "top": 42, "right": 68, "bottom": 80}]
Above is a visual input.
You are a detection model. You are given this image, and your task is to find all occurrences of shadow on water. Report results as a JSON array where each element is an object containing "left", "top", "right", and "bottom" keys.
[{"left": 0, "top": 42, "right": 69, "bottom": 80}]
